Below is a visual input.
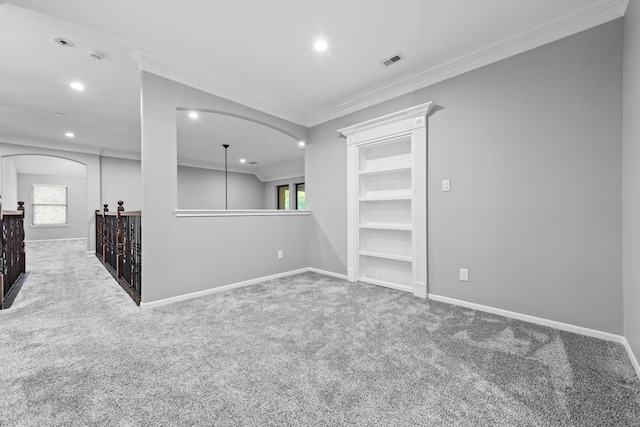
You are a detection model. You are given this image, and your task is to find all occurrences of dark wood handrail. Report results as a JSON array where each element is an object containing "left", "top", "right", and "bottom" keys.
[
  {"left": 95, "top": 200, "right": 142, "bottom": 305},
  {"left": 1, "top": 201, "right": 26, "bottom": 310}
]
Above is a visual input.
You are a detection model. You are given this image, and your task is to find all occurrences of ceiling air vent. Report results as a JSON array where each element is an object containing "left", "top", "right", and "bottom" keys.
[
  {"left": 54, "top": 37, "right": 75, "bottom": 48},
  {"left": 380, "top": 53, "right": 405, "bottom": 68},
  {"left": 248, "top": 161, "right": 258, "bottom": 165}
]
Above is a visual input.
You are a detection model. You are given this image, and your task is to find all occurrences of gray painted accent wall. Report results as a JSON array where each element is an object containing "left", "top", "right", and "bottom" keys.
[
  {"left": 623, "top": 3, "right": 640, "bottom": 364},
  {"left": 18, "top": 173, "right": 87, "bottom": 241},
  {"left": 140, "top": 72, "right": 310, "bottom": 303},
  {"left": 308, "top": 20, "right": 624, "bottom": 334}
]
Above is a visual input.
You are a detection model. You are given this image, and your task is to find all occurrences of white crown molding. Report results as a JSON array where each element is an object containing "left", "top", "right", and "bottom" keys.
[
  {"left": 308, "top": 0, "right": 628, "bottom": 126},
  {"left": 255, "top": 169, "right": 305, "bottom": 183},
  {"left": 0, "top": 135, "right": 142, "bottom": 161},
  {"left": 129, "top": 0, "right": 626, "bottom": 128},
  {"left": 130, "top": 49, "right": 309, "bottom": 127}
]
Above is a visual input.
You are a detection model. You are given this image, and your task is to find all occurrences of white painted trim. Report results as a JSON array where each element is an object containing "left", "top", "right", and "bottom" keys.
[
  {"left": 308, "top": 0, "right": 627, "bottom": 126},
  {"left": 124, "top": 1, "right": 626, "bottom": 128},
  {"left": 130, "top": 49, "right": 309, "bottom": 126},
  {"left": 307, "top": 267, "right": 348, "bottom": 280},
  {"left": 428, "top": 293, "right": 625, "bottom": 343},
  {"left": 622, "top": 338, "right": 640, "bottom": 380},
  {"left": 25, "top": 237, "right": 87, "bottom": 243},
  {"left": 141, "top": 268, "right": 309, "bottom": 309},
  {"left": 429, "top": 294, "right": 640, "bottom": 382},
  {"left": 173, "top": 209, "right": 310, "bottom": 217}
]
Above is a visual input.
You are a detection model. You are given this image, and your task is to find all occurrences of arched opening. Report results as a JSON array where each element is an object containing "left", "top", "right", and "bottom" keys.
[
  {"left": 176, "top": 109, "right": 305, "bottom": 210},
  {"left": 1, "top": 154, "right": 88, "bottom": 241}
]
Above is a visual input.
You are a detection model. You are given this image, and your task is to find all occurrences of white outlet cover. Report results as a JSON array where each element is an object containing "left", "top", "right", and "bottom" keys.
[{"left": 460, "top": 268, "right": 469, "bottom": 281}]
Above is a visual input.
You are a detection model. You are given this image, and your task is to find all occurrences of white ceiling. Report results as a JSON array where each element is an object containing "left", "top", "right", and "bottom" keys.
[{"left": 0, "top": 0, "right": 628, "bottom": 166}]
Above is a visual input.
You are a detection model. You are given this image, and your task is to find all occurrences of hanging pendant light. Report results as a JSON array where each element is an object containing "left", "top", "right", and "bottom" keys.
[{"left": 222, "top": 144, "right": 229, "bottom": 210}]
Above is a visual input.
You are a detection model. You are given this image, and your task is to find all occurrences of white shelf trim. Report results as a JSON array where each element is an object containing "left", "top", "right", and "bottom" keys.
[
  {"left": 358, "top": 166, "right": 412, "bottom": 176},
  {"left": 359, "top": 277, "right": 413, "bottom": 293},
  {"left": 359, "top": 250, "right": 412, "bottom": 262},
  {"left": 359, "top": 223, "right": 412, "bottom": 231},
  {"left": 359, "top": 196, "right": 412, "bottom": 202}
]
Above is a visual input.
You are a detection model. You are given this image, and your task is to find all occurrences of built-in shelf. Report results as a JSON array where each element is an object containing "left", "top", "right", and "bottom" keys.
[
  {"left": 359, "top": 223, "right": 412, "bottom": 231},
  {"left": 342, "top": 101, "right": 441, "bottom": 299},
  {"left": 358, "top": 277, "right": 413, "bottom": 293},
  {"left": 358, "top": 195, "right": 412, "bottom": 202},
  {"left": 359, "top": 250, "right": 412, "bottom": 262},
  {"left": 358, "top": 166, "right": 411, "bottom": 177}
]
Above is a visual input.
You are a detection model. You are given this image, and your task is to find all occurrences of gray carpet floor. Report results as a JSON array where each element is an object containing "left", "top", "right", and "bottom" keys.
[{"left": 1, "top": 239, "right": 639, "bottom": 426}]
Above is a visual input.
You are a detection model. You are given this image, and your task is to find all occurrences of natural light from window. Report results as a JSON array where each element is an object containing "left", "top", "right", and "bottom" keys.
[{"left": 32, "top": 184, "right": 68, "bottom": 225}]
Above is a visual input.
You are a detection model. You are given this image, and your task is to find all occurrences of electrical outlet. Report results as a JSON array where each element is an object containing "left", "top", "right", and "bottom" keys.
[
  {"left": 442, "top": 179, "right": 451, "bottom": 192},
  {"left": 278, "top": 250, "right": 283, "bottom": 260},
  {"left": 459, "top": 268, "right": 469, "bottom": 282}
]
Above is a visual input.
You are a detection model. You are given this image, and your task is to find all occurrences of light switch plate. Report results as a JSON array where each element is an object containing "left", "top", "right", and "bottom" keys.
[{"left": 442, "top": 179, "right": 451, "bottom": 192}]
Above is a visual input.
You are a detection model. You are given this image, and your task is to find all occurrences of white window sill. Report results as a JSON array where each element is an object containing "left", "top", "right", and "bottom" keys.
[{"left": 30, "top": 224, "right": 70, "bottom": 229}]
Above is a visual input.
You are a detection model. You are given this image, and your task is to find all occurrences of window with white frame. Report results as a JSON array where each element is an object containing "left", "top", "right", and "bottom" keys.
[{"left": 32, "top": 184, "right": 68, "bottom": 226}]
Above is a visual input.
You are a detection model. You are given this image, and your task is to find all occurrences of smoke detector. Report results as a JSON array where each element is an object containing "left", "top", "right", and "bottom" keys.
[
  {"left": 88, "top": 50, "right": 105, "bottom": 60},
  {"left": 379, "top": 53, "right": 405, "bottom": 68},
  {"left": 54, "top": 38, "right": 75, "bottom": 48}
]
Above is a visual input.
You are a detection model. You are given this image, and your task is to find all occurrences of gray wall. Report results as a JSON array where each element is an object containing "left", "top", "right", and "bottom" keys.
[
  {"left": 1, "top": 156, "right": 18, "bottom": 209},
  {"left": 18, "top": 173, "right": 88, "bottom": 241},
  {"left": 101, "top": 156, "right": 142, "bottom": 211},
  {"left": 623, "top": 3, "right": 640, "bottom": 365},
  {"left": 140, "top": 72, "right": 310, "bottom": 303},
  {"left": 308, "top": 20, "right": 624, "bottom": 334},
  {"left": 178, "top": 166, "right": 264, "bottom": 209}
]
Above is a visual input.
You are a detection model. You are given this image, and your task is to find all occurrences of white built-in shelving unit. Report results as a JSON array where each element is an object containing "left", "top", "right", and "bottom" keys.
[{"left": 339, "top": 102, "right": 441, "bottom": 298}]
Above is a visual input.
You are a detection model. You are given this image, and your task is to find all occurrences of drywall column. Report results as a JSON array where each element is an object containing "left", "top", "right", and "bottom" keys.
[
  {"left": 623, "top": 1, "right": 640, "bottom": 369},
  {"left": 140, "top": 71, "right": 179, "bottom": 304}
]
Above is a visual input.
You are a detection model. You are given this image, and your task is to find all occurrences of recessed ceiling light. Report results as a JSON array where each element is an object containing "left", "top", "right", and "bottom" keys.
[
  {"left": 240, "top": 158, "right": 246, "bottom": 163},
  {"left": 65, "top": 132, "right": 75, "bottom": 138},
  {"left": 188, "top": 111, "right": 199, "bottom": 119},
  {"left": 298, "top": 141, "right": 305, "bottom": 147},
  {"left": 314, "top": 40, "right": 328, "bottom": 52},
  {"left": 70, "top": 82, "right": 85, "bottom": 91}
]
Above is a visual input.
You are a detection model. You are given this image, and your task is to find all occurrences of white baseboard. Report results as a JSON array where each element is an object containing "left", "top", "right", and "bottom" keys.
[
  {"left": 622, "top": 338, "right": 640, "bottom": 381},
  {"left": 307, "top": 267, "right": 348, "bottom": 280},
  {"left": 428, "top": 293, "right": 639, "bottom": 381},
  {"left": 141, "top": 268, "right": 309, "bottom": 309},
  {"left": 25, "top": 237, "right": 87, "bottom": 243},
  {"left": 428, "top": 294, "right": 624, "bottom": 343}
]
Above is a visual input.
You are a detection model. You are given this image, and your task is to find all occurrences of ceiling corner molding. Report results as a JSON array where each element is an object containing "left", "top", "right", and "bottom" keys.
[
  {"left": 130, "top": 49, "right": 310, "bottom": 127},
  {"left": 0, "top": 134, "right": 102, "bottom": 156},
  {"left": 307, "top": 0, "right": 627, "bottom": 127},
  {"left": 255, "top": 169, "right": 305, "bottom": 183}
]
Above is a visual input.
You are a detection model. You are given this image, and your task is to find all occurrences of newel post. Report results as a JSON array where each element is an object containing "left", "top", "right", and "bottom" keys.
[
  {"left": 116, "top": 201, "right": 124, "bottom": 280},
  {"left": 17, "top": 202, "right": 25, "bottom": 274},
  {"left": 102, "top": 204, "right": 108, "bottom": 261}
]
